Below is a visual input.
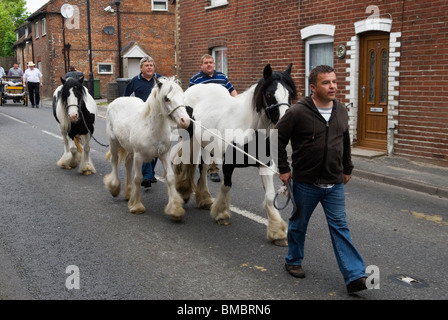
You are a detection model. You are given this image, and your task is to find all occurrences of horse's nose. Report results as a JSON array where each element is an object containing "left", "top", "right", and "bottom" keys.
[
  {"left": 69, "top": 113, "right": 79, "bottom": 122},
  {"left": 179, "top": 116, "right": 191, "bottom": 129}
]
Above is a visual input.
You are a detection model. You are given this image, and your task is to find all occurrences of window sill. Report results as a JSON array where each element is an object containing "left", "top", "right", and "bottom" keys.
[{"left": 205, "top": 3, "right": 229, "bottom": 10}]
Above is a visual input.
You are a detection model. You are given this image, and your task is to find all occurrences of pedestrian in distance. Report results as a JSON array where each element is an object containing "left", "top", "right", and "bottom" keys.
[
  {"left": 23, "top": 61, "right": 43, "bottom": 108},
  {"left": 275, "top": 65, "right": 369, "bottom": 295},
  {"left": 123, "top": 56, "right": 161, "bottom": 188},
  {"left": 188, "top": 54, "right": 238, "bottom": 182},
  {"left": 7, "top": 63, "right": 23, "bottom": 77},
  {"left": 64, "top": 66, "right": 84, "bottom": 80}
]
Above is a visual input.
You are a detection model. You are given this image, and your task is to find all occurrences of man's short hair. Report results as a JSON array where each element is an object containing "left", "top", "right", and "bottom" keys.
[
  {"left": 200, "top": 54, "right": 214, "bottom": 64},
  {"left": 309, "top": 65, "right": 335, "bottom": 85},
  {"left": 140, "top": 56, "right": 155, "bottom": 67}
]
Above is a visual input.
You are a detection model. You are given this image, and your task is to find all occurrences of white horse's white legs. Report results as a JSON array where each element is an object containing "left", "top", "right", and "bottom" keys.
[
  {"left": 259, "top": 168, "right": 287, "bottom": 246},
  {"left": 127, "top": 154, "right": 145, "bottom": 214},
  {"left": 103, "top": 140, "right": 121, "bottom": 197},
  {"left": 57, "top": 133, "right": 81, "bottom": 169},
  {"left": 210, "top": 184, "right": 232, "bottom": 225},
  {"left": 78, "top": 135, "right": 96, "bottom": 175},
  {"left": 160, "top": 152, "right": 185, "bottom": 220}
]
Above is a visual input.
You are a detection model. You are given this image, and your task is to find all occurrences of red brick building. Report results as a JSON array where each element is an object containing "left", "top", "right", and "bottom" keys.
[
  {"left": 13, "top": 0, "right": 176, "bottom": 99},
  {"left": 176, "top": 0, "right": 448, "bottom": 165}
]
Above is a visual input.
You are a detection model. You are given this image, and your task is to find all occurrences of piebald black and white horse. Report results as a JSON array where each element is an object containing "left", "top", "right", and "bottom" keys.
[
  {"left": 52, "top": 76, "right": 97, "bottom": 175},
  {"left": 174, "top": 64, "right": 297, "bottom": 245},
  {"left": 104, "top": 77, "right": 191, "bottom": 218}
]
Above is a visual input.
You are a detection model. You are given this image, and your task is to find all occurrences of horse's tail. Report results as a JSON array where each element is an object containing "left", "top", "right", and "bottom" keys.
[{"left": 105, "top": 145, "right": 128, "bottom": 165}]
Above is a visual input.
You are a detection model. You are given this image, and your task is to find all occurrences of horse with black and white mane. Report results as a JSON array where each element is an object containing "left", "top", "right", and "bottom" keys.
[
  {"left": 104, "top": 77, "right": 190, "bottom": 219},
  {"left": 52, "top": 76, "right": 97, "bottom": 175},
  {"left": 174, "top": 64, "right": 297, "bottom": 246}
]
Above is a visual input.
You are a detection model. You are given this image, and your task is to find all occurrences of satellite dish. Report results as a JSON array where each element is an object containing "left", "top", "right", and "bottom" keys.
[
  {"left": 103, "top": 26, "right": 115, "bottom": 35},
  {"left": 61, "top": 4, "right": 74, "bottom": 19}
]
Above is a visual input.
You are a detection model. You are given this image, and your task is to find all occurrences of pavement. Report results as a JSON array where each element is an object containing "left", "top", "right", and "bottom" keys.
[
  {"left": 351, "top": 148, "right": 448, "bottom": 199},
  {"left": 43, "top": 97, "right": 448, "bottom": 199}
]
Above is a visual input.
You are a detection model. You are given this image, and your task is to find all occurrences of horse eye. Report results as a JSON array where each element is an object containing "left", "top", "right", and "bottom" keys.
[{"left": 164, "top": 97, "right": 170, "bottom": 102}]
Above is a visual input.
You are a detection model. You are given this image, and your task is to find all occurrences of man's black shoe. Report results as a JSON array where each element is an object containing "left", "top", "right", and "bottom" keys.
[
  {"left": 210, "top": 173, "right": 220, "bottom": 182},
  {"left": 150, "top": 177, "right": 157, "bottom": 183},
  {"left": 141, "top": 179, "right": 152, "bottom": 188},
  {"left": 347, "top": 276, "right": 368, "bottom": 294},
  {"left": 285, "top": 264, "right": 305, "bottom": 278}
]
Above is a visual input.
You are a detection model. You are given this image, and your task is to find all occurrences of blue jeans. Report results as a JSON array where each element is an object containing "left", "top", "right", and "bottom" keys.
[
  {"left": 142, "top": 158, "right": 157, "bottom": 180},
  {"left": 286, "top": 182, "right": 366, "bottom": 284}
]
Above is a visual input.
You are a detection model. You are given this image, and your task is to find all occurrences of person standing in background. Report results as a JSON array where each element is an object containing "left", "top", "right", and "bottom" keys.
[
  {"left": 23, "top": 61, "right": 43, "bottom": 108},
  {"left": 8, "top": 63, "right": 23, "bottom": 77},
  {"left": 189, "top": 54, "right": 238, "bottom": 182},
  {"left": 124, "top": 56, "right": 161, "bottom": 188}
]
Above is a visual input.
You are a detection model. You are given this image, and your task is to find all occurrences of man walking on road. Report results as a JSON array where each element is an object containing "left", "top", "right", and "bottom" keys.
[{"left": 275, "top": 65, "right": 368, "bottom": 295}]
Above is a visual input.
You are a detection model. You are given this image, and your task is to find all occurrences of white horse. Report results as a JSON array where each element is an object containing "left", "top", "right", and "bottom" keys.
[
  {"left": 52, "top": 76, "right": 97, "bottom": 175},
  {"left": 175, "top": 64, "right": 297, "bottom": 245},
  {"left": 104, "top": 77, "right": 190, "bottom": 219}
]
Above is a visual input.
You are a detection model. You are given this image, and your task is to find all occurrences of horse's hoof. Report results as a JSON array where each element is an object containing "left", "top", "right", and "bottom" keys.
[
  {"left": 172, "top": 215, "right": 183, "bottom": 221},
  {"left": 83, "top": 170, "right": 92, "bottom": 175},
  {"left": 64, "top": 166, "right": 72, "bottom": 170},
  {"left": 217, "top": 218, "right": 231, "bottom": 226},
  {"left": 130, "top": 205, "right": 146, "bottom": 214},
  {"left": 272, "top": 239, "right": 288, "bottom": 247}
]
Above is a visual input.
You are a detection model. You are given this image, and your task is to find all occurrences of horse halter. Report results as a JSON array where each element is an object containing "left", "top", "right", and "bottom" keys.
[
  {"left": 263, "top": 94, "right": 291, "bottom": 121},
  {"left": 167, "top": 104, "right": 186, "bottom": 117}
]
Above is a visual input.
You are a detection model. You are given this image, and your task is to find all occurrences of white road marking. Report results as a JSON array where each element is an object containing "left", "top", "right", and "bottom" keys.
[
  {"left": 0, "top": 113, "right": 27, "bottom": 124},
  {"left": 157, "top": 175, "right": 268, "bottom": 226}
]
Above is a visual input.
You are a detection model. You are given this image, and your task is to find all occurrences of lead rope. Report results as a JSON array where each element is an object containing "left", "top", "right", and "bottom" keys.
[
  {"left": 189, "top": 118, "right": 295, "bottom": 214},
  {"left": 78, "top": 108, "right": 110, "bottom": 148}
]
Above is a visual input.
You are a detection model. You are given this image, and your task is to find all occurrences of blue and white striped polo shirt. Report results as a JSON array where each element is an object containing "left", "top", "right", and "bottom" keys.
[{"left": 188, "top": 70, "right": 235, "bottom": 94}]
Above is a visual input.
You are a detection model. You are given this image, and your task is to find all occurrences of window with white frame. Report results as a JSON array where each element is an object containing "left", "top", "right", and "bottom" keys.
[
  {"left": 98, "top": 63, "right": 113, "bottom": 74},
  {"left": 35, "top": 21, "right": 39, "bottom": 38},
  {"left": 41, "top": 18, "right": 46, "bottom": 36},
  {"left": 152, "top": 0, "right": 168, "bottom": 11},
  {"left": 305, "top": 35, "right": 334, "bottom": 96},
  {"left": 212, "top": 47, "right": 228, "bottom": 75}
]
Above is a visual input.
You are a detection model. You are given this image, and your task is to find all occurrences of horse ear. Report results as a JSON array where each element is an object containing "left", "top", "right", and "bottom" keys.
[
  {"left": 155, "top": 77, "right": 163, "bottom": 89},
  {"left": 60, "top": 77, "right": 65, "bottom": 84},
  {"left": 285, "top": 63, "right": 293, "bottom": 75},
  {"left": 263, "top": 64, "right": 272, "bottom": 79},
  {"left": 78, "top": 76, "right": 84, "bottom": 84}
]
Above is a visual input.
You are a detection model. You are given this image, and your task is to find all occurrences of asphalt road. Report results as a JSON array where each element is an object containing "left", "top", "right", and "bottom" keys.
[{"left": 0, "top": 102, "right": 447, "bottom": 304}]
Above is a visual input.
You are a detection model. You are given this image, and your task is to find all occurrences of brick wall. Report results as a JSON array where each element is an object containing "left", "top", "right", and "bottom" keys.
[
  {"left": 178, "top": 0, "right": 448, "bottom": 165},
  {"left": 28, "top": 0, "right": 176, "bottom": 99}
]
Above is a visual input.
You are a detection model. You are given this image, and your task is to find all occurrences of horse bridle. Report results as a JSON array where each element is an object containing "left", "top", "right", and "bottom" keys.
[
  {"left": 167, "top": 104, "right": 186, "bottom": 117},
  {"left": 263, "top": 95, "right": 291, "bottom": 121}
]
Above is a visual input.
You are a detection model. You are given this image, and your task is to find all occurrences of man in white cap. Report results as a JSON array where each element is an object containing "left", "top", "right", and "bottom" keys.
[{"left": 23, "top": 61, "right": 43, "bottom": 108}]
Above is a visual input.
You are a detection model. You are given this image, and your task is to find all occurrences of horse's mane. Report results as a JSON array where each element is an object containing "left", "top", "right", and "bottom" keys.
[
  {"left": 253, "top": 66, "right": 297, "bottom": 113},
  {"left": 143, "top": 76, "right": 179, "bottom": 117}
]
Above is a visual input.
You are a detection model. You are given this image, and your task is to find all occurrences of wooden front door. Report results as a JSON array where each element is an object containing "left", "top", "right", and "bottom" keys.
[{"left": 358, "top": 32, "right": 389, "bottom": 151}]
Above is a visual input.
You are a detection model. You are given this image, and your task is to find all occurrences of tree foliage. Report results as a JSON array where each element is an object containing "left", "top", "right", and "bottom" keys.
[{"left": 0, "top": 0, "right": 28, "bottom": 56}]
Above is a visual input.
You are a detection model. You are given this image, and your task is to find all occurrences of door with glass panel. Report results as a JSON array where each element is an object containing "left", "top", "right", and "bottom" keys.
[{"left": 358, "top": 32, "right": 389, "bottom": 150}]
